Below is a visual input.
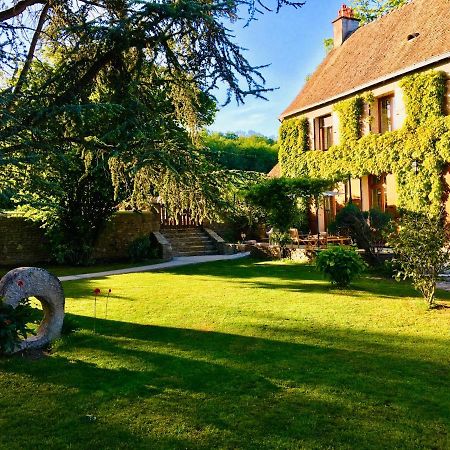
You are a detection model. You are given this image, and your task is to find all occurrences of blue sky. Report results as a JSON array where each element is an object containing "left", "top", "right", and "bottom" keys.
[{"left": 209, "top": 0, "right": 345, "bottom": 137}]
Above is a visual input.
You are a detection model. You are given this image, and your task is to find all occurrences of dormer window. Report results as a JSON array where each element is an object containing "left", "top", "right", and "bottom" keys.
[
  {"left": 315, "top": 114, "right": 333, "bottom": 150},
  {"left": 407, "top": 32, "right": 420, "bottom": 41},
  {"left": 378, "top": 95, "right": 394, "bottom": 134}
]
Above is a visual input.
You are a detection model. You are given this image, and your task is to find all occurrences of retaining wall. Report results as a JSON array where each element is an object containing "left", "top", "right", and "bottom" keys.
[
  {"left": 0, "top": 210, "right": 161, "bottom": 265},
  {"left": 93, "top": 211, "right": 160, "bottom": 260},
  {"left": 0, "top": 214, "right": 51, "bottom": 265}
]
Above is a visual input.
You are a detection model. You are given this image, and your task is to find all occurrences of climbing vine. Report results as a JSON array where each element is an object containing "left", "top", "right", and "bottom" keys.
[
  {"left": 278, "top": 116, "right": 309, "bottom": 177},
  {"left": 334, "top": 94, "right": 364, "bottom": 143},
  {"left": 400, "top": 71, "right": 446, "bottom": 127},
  {"left": 279, "top": 70, "right": 450, "bottom": 216}
]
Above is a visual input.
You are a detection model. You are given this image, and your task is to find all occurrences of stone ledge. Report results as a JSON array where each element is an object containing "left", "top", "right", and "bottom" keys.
[
  {"left": 250, "top": 243, "right": 281, "bottom": 260},
  {"left": 203, "top": 228, "right": 226, "bottom": 254},
  {"left": 152, "top": 232, "right": 173, "bottom": 261},
  {"left": 249, "top": 244, "right": 315, "bottom": 261}
]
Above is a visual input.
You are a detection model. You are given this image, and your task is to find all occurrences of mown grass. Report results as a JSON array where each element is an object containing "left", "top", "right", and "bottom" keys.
[{"left": 0, "top": 258, "right": 449, "bottom": 449}]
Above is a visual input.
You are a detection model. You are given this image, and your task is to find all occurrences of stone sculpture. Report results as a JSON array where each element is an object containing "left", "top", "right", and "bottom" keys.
[{"left": 0, "top": 267, "right": 65, "bottom": 351}]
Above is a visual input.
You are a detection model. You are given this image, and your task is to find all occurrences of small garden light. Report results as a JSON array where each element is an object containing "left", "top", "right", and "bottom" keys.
[{"left": 411, "top": 160, "right": 419, "bottom": 175}]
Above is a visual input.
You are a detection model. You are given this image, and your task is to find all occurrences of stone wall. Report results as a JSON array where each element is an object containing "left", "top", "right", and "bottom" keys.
[
  {"left": 0, "top": 214, "right": 51, "bottom": 265},
  {"left": 93, "top": 210, "right": 160, "bottom": 260},
  {"left": 206, "top": 221, "right": 267, "bottom": 243},
  {"left": 205, "top": 222, "right": 237, "bottom": 242},
  {"left": 0, "top": 210, "right": 161, "bottom": 266}
]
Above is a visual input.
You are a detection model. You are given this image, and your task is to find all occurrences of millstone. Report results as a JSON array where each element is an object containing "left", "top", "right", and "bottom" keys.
[{"left": 0, "top": 267, "right": 65, "bottom": 351}]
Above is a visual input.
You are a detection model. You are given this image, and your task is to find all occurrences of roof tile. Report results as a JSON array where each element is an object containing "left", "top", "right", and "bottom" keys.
[{"left": 280, "top": 0, "right": 450, "bottom": 119}]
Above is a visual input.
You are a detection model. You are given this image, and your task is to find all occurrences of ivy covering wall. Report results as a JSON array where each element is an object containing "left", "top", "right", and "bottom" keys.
[
  {"left": 279, "top": 70, "right": 449, "bottom": 215},
  {"left": 278, "top": 116, "right": 309, "bottom": 176}
]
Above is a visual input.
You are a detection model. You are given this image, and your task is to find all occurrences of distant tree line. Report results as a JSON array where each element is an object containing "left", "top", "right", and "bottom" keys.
[{"left": 203, "top": 132, "right": 278, "bottom": 173}]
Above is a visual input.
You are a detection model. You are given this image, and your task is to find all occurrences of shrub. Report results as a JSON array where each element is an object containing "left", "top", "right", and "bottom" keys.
[
  {"left": 378, "top": 259, "right": 396, "bottom": 279},
  {"left": 315, "top": 246, "right": 367, "bottom": 288},
  {"left": 270, "top": 231, "right": 292, "bottom": 246},
  {"left": 0, "top": 298, "right": 36, "bottom": 354},
  {"left": 61, "top": 316, "right": 80, "bottom": 336},
  {"left": 270, "top": 231, "right": 292, "bottom": 258},
  {"left": 128, "top": 236, "right": 158, "bottom": 262},
  {"left": 388, "top": 210, "right": 450, "bottom": 307}
]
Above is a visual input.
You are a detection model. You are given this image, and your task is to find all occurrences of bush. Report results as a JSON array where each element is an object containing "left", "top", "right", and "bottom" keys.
[
  {"left": 0, "top": 298, "right": 36, "bottom": 354},
  {"left": 61, "top": 316, "right": 80, "bottom": 336},
  {"left": 270, "top": 231, "right": 292, "bottom": 258},
  {"left": 128, "top": 236, "right": 158, "bottom": 262},
  {"left": 376, "top": 259, "right": 396, "bottom": 279},
  {"left": 388, "top": 210, "right": 449, "bottom": 307},
  {"left": 315, "top": 246, "right": 367, "bottom": 288},
  {"left": 270, "top": 231, "right": 292, "bottom": 246}
]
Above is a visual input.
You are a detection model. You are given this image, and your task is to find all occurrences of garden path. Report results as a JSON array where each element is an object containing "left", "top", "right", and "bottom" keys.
[{"left": 59, "top": 253, "right": 250, "bottom": 282}]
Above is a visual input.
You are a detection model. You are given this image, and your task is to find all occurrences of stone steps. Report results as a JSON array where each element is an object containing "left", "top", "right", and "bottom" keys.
[
  {"left": 166, "top": 236, "right": 212, "bottom": 242},
  {"left": 170, "top": 243, "right": 216, "bottom": 249},
  {"left": 176, "top": 249, "right": 218, "bottom": 257},
  {"left": 161, "top": 227, "right": 220, "bottom": 257}
]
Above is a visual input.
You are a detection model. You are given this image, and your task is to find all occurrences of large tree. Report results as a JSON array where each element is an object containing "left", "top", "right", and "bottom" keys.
[
  {"left": 0, "top": 0, "right": 304, "bottom": 102},
  {"left": 0, "top": 0, "right": 304, "bottom": 263},
  {"left": 351, "top": 0, "right": 409, "bottom": 24},
  {"left": 2, "top": 49, "right": 224, "bottom": 263}
]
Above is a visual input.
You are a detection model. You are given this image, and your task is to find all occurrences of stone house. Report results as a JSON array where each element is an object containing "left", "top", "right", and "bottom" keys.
[{"left": 277, "top": 0, "right": 450, "bottom": 233}]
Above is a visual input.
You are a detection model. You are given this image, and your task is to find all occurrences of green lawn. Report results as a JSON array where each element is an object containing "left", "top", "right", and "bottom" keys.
[{"left": 1, "top": 259, "right": 449, "bottom": 449}]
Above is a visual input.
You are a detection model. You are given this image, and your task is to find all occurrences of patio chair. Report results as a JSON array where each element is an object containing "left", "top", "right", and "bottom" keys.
[
  {"left": 319, "top": 231, "right": 328, "bottom": 247},
  {"left": 267, "top": 227, "right": 275, "bottom": 245},
  {"left": 299, "top": 233, "right": 318, "bottom": 249},
  {"left": 289, "top": 228, "right": 300, "bottom": 246}
]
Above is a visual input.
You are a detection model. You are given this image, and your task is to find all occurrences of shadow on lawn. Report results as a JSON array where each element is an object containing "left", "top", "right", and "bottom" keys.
[
  {"left": 2, "top": 314, "right": 449, "bottom": 448},
  {"left": 61, "top": 258, "right": 450, "bottom": 302},
  {"left": 229, "top": 279, "right": 418, "bottom": 300},
  {"left": 161, "top": 258, "right": 437, "bottom": 300}
]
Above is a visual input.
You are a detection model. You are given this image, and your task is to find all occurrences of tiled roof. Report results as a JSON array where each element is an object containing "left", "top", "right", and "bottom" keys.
[{"left": 280, "top": 0, "right": 450, "bottom": 119}]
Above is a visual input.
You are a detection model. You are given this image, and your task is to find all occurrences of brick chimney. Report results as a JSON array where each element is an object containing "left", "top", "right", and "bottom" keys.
[{"left": 332, "top": 4, "right": 360, "bottom": 48}]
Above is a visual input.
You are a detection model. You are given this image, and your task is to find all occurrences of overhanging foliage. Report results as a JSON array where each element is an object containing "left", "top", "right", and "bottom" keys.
[{"left": 244, "top": 177, "right": 332, "bottom": 231}]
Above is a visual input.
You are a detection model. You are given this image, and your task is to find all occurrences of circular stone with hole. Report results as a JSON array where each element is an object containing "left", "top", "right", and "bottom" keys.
[{"left": 0, "top": 267, "right": 65, "bottom": 351}]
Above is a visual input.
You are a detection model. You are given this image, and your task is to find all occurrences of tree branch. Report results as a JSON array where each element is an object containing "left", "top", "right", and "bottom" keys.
[
  {"left": 12, "top": 2, "right": 50, "bottom": 98},
  {"left": 0, "top": 0, "right": 46, "bottom": 22},
  {"left": 55, "top": 49, "right": 118, "bottom": 104}
]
